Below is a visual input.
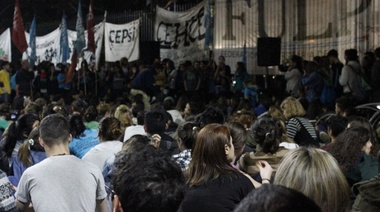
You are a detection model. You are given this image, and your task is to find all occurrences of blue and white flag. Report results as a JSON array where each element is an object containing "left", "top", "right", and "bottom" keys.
[
  {"left": 60, "top": 12, "right": 70, "bottom": 65},
  {"left": 204, "top": 0, "right": 213, "bottom": 50},
  {"left": 75, "top": 0, "right": 85, "bottom": 53},
  {"left": 29, "top": 15, "right": 36, "bottom": 67}
]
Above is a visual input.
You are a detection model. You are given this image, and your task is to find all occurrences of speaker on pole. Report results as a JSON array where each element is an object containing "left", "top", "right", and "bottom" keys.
[
  {"left": 140, "top": 41, "right": 160, "bottom": 64},
  {"left": 257, "top": 37, "right": 281, "bottom": 66}
]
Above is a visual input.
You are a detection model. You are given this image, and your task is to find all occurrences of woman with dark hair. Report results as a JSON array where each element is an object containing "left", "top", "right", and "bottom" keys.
[
  {"left": 225, "top": 121, "right": 248, "bottom": 165},
  {"left": 328, "top": 126, "right": 379, "bottom": 186},
  {"left": 68, "top": 114, "right": 99, "bottom": 158},
  {"left": 180, "top": 124, "right": 272, "bottom": 212},
  {"left": 0, "top": 113, "right": 39, "bottom": 174},
  {"left": 83, "top": 117, "right": 123, "bottom": 170},
  {"left": 238, "top": 116, "right": 298, "bottom": 176},
  {"left": 12, "top": 127, "right": 45, "bottom": 186},
  {"left": 172, "top": 122, "right": 200, "bottom": 172},
  {"left": 285, "top": 55, "right": 303, "bottom": 97}
]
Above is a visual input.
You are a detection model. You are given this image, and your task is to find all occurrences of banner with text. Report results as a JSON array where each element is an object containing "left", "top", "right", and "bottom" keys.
[
  {"left": 104, "top": 19, "right": 140, "bottom": 62},
  {"left": 0, "top": 29, "right": 11, "bottom": 62},
  {"left": 155, "top": 1, "right": 207, "bottom": 64}
]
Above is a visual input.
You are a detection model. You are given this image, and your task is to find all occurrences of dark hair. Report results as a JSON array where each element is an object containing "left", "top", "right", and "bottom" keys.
[
  {"left": 236, "top": 62, "right": 247, "bottom": 74},
  {"left": 3, "top": 113, "right": 39, "bottom": 157},
  {"left": 69, "top": 114, "right": 86, "bottom": 138},
  {"left": 234, "top": 184, "right": 321, "bottom": 212},
  {"left": 144, "top": 109, "right": 167, "bottom": 134},
  {"left": 325, "top": 115, "right": 347, "bottom": 138},
  {"left": 291, "top": 55, "right": 303, "bottom": 73},
  {"left": 327, "top": 49, "right": 338, "bottom": 58},
  {"left": 187, "top": 124, "right": 239, "bottom": 187},
  {"left": 328, "top": 127, "right": 371, "bottom": 174},
  {"left": 344, "top": 49, "right": 359, "bottom": 62},
  {"left": 39, "top": 114, "right": 70, "bottom": 147},
  {"left": 251, "top": 117, "right": 280, "bottom": 154},
  {"left": 176, "top": 122, "right": 199, "bottom": 150},
  {"left": 225, "top": 122, "right": 246, "bottom": 156},
  {"left": 112, "top": 146, "right": 185, "bottom": 212},
  {"left": 122, "top": 134, "right": 151, "bottom": 154},
  {"left": 375, "top": 47, "right": 380, "bottom": 58},
  {"left": 197, "top": 106, "right": 225, "bottom": 128},
  {"left": 98, "top": 117, "right": 123, "bottom": 141},
  {"left": 84, "top": 106, "right": 98, "bottom": 122}
]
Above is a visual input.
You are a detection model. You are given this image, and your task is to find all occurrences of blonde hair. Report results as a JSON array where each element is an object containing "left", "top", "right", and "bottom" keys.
[
  {"left": 280, "top": 97, "right": 306, "bottom": 119},
  {"left": 114, "top": 104, "right": 133, "bottom": 128},
  {"left": 274, "top": 147, "right": 350, "bottom": 212}
]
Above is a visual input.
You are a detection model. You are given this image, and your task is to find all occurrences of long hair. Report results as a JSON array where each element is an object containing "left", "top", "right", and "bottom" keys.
[
  {"left": 225, "top": 122, "right": 246, "bottom": 157},
  {"left": 3, "top": 113, "right": 39, "bottom": 157},
  {"left": 17, "top": 127, "right": 44, "bottom": 167},
  {"left": 186, "top": 124, "right": 239, "bottom": 187},
  {"left": 69, "top": 114, "right": 86, "bottom": 138},
  {"left": 328, "top": 127, "right": 371, "bottom": 174},
  {"left": 176, "top": 122, "right": 199, "bottom": 150},
  {"left": 274, "top": 147, "right": 350, "bottom": 212}
]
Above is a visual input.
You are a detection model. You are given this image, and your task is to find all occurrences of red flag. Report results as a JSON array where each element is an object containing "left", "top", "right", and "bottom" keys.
[
  {"left": 66, "top": 50, "right": 78, "bottom": 84},
  {"left": 87, "top": 0, "right": 95, "bottom": 53},
  {"left": 12, "top": 0, "right": 28, "bottom": 53}
]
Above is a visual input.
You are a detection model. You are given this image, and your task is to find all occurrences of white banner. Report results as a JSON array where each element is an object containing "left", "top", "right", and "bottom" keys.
[
  {"left": 25, "top": 22, "right": 103, "bottom": 69},
  {"left": 155, "top": 1, "right": 207, "bottom": 64},
  {"left": 0, "top": 29, "right": 11, "bottom": 62},
  {"left": 104, "top": 19, "right": 140, "bottom": 62}
]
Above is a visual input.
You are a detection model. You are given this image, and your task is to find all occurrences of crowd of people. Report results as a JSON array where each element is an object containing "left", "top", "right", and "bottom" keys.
[{"left": 0, "top": 47, "right": 379, "bottom": 211}]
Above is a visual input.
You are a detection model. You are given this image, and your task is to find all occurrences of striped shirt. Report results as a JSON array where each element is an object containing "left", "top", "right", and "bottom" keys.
[{"left": 286, "top": 117, "right": 318, "bottom": 147}]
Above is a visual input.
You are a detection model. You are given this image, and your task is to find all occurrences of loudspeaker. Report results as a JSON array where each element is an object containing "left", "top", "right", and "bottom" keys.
[
  {"left": 257, "top": 37, "right": 281, "bottom": 66},
  {"left": 140, "top": 41, "right": 160, "bottom": 64}
]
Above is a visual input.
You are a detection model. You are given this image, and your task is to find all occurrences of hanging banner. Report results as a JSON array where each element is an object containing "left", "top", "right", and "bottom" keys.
[
  {"left": 0, "top": 29, "right": 12, "bottom": 62},
  {"left": 155, "top": 1, "right": 207, "bottom": 64},
  {"left": 25, "top": 22, "right": 103, "bottom": 67},
  {"left": 104, "top": 19, "right": 140, "bottom": 62}
]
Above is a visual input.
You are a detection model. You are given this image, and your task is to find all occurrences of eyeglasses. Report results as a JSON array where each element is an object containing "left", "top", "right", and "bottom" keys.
[{"left": 105, "top": 185, "right": 116, "bottom": 201}]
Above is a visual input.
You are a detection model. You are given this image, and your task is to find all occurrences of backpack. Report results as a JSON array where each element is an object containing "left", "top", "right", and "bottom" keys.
[{"left": 347, "top": 65, "right": 371, "bottom": 100}]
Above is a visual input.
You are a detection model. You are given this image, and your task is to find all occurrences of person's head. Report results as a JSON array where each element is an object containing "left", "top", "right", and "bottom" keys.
[
  {"left": 290, "top": 55, "right": 303, "bottom": 70},
  {"left": 144, "top": 109, "right": 168, "bottom": 134},
  {"left": 236, "top": 62, "right": 246, "bottom": 73},
  {"left": 187, "top": 124, "right": 238, "bottom": 187},
  {"left": 17, "top": 126, "right": 44, "bottom": 167},
  {"left": 327, "top": 49, "right": 338, "bottom": 59},
  {"left": 98, "top": 117, "right": 123, "bottom": 142},
  {"left": 176, "top": 122, "right": 199, "bottom": 151},
  {"left": 122, "top": 134, "right": 151, "bottom": 153},
  {"left": 114, "top": 104, "right": 133, "bottom": 128},
  {"left": 21, "top": 60, "right": 29, "bottom": 69},
  {"left": 218, "top": 55, "right": 226, "bottom": 64},
  {"left": 197, "top": 106, "right": 225, "bottom": 128},
  {"left": 112, "top": 146, "right": 185, "bottom": 212},
  {"left": 1, "top": 61, "right": 10, "bottom": 71},
  {"left": 335, "top": 96, "right": 352, "bottom": 117},
  {"left": 234, "top": 184, "right": 321, "bottom": 212},
  {"left": 280, "top": 96, "right": 306, "bottom": 119},
  {"left": 329, "top": 126, "right": 373, "bottom": 173},
  {"left": 344, "top": 48, "right": 359, "bottom": 62},
  {"left": 375, "top": 47, "right": 380, "bottom": 59},
  {"left": 274, "top": 147, "right": 350, "bottom": 212},
  {"left": 325, "top": 115, "right": 348, "bottom": 139},
  {"left": 231, "top": 109, "right": 255, "bottom": 129},
  {"left": 225, "top": 122, "right": 247, "bottom": 158},
  {"left": 69, "top": 114, "right": 86, "bottom": 138},
  {"left": 251, "top": 117, "right": 280, "bottom": 154},
  {"left": 39, "top": 114, "right": 71, "bottom": 147},
  {"left": 84, "top": 106, "right": 98, "bottom": 122}
]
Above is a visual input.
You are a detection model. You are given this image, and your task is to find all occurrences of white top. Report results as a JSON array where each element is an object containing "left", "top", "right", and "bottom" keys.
[
  {"left": 82, "top": 141, "right": 123, "bottom": 171},
  {"left": 123, "top": 125, "right": 146, "bottom": 142},
  {"left": 167, "top": 109, "right": 184, "bottom": 125}
]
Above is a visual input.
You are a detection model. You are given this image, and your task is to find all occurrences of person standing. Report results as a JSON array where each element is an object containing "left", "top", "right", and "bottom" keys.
[
  {"left": 284, "top": 55, "right": 303, "bottom": 98},
  {"left": 15, "top": 114, "right": 107, "bottom": 212},
  {"left": 15, "top": 60, "right": 34, "bottom": 98},
  {"left": 0, "top": 61, "right": 12, "bottom": 104}
]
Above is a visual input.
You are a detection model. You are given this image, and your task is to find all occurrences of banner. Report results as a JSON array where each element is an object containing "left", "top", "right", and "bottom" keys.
[
  {"left": 75, "top": 0, "right": 86, "bottom": 53},
  {"left": 87, "top": 0, "right": 96, "bottom": 53},
  {"left": 104, "top": 19, "right": 140, "bottom": 62},
  {"left": 29, "top": 16, "right": 36, "bottom": 67},
  {"left": 0, "top": 29, "right": 11, "bottom": 62},
  {"left": 155, "top": 1, "right": 207, "bottom": 64}
]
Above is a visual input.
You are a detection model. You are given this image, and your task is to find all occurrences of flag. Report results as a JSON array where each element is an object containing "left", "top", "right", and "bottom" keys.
[
  {"left": 87, "top": 0, "right": 95, "bottom": 53},
  {"left": 242, "top": 40, "right": 247, "bottom": 67},
  {"left": 204, "top": 0, "right": 213, "bottom": 50},
  {"left": 60, "top": 12, "right": 70, "bottom": 65},
  {"left": 12, "top": 0, "right": 28, "bottom": 53},
  {"left": 75, "top": 0, "right": 85, "bottom": 53},
  {"left": 29, "top": 15, "right": 36, "bottom": 67},
  {"left": 66, "top": 49, "right": 78, "bottom": 84}
]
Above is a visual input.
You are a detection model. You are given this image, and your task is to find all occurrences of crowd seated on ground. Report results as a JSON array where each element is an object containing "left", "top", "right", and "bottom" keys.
[{"left": 1, "top": 47, "right": 380, "bottom": 211}]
